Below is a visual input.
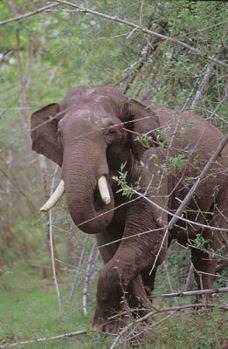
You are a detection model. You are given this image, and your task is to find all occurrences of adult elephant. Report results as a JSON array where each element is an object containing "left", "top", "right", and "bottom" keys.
[{"left": 31, "top": 84, "right": 228, "bottom": 332}]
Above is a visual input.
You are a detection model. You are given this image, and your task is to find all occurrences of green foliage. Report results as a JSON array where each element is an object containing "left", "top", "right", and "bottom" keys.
[
  {"left": 189, "top": 234, "right": 210, "bottom": 250},
  {"left": 161, "top": 153, "right": 187, "bottom": 175},
  {"left": 113, "top": 162, "right": 135, "bottom": 198},
  {"left": 170, "top": 153, "right": 187, "bottom": 172},
  {"left": 136, "top": 133, "right": 152, "bottom": 149},
  {"left": 156, "top": 127, "right": 168, "bottom": 147}
]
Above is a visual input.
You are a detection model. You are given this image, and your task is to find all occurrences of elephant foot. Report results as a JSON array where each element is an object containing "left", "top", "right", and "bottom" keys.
[
  {"left": 193, "top": 293, "right": 213, "bottom": 312},
  {"left": 92, "top": 313, "right": 128, "bottom": 334}
]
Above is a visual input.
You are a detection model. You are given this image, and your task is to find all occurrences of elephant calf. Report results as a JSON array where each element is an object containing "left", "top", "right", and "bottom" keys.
[{"left": 31, "top": 84, "right": 228, "bottom": 333}]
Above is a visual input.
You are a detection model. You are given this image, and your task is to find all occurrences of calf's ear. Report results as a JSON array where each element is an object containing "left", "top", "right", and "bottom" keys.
[{"left": 31, "top": 103, "right": 63, "bottom": 166}]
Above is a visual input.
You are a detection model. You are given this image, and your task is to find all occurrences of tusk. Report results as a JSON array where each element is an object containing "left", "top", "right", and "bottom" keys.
[
  {"left": 40, "top": 180, "right": 65, "bottom": 212},
  {"left": 98, "top": 176, "right": 111, "bottom": 205}
]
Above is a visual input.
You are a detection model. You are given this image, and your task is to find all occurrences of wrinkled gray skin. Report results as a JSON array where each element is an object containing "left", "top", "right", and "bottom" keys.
[{"left": 31, "top": 85, "right": 228, "bottom": 333}]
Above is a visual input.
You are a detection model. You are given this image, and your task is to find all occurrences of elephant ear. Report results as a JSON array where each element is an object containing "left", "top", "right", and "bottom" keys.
[
  {"left": 31, "top": 103, "right": 63, "bottom": 166},
  {"left": 122, "top": 99, "right": 160, "bottom": 159}
]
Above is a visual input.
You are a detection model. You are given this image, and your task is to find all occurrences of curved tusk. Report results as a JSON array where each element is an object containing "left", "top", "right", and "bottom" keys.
[
  {"left": 98, "top": 176, "right": 111, "bottom": 205},
  {"left": 40, "top": 179, "right": 65, "bottom": 212}
]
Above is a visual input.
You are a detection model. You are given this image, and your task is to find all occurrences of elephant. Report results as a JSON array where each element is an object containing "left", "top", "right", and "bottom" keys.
[{"left": 31, "top": 84, "right": 228, "bottom": 333}]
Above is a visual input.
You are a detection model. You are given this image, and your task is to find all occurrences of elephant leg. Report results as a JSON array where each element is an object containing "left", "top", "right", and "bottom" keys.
[
  {"left": 141, "top": 266, "right": 157, "bottom": 296},
  {"left": 191, "top": 246, "right": 217, "bottom": 305},
  {"left": 93, "top": 199, "right": 167, "bottom": 333},
  {"left": 141, "top": 236, "right": 173, "bottom": 296},
  {"left": 96, "top": 223, "right": 124, "bottom": 264},
  {"left": 191, "top": 201, "right": 228, "bottom": 305},
  {"left": 126, "top": 275, "right": 151, "bottom": 318},
  {"left": 96, "top": 225, "right": 149, "bottom": 326}
]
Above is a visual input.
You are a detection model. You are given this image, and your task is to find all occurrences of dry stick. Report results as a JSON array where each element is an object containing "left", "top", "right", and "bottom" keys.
[
  {"left": 163, "top": 262, "right": 179, "bottom": 305},
  {"left": 190, "top": 43, "right": 224, "bottom": 110},
  {"left": 185, "top": 263, "right": 194, "bottom": 291},
  {"left": 148, "top": 134, "right": 228, "bottom": 275},
  {"left": 136, "top": 303, "right": 228, "bottom": 324},
  {"left": 82, "top": 242, "right": 97, "bottom": 316},
  {"left": 0, "top": 2, "right": 60, "bottom": 25},
  {"left": 110, "top": 302, "right": 227, "bottom": 349},
  {"left": 161, "top": 286, "right": 228, "bottom": 299},
  {"left": 68, "top": 246, "right": 85, "bottom": 301},
  {"left": 57, "top": 0, "right": 228, "bottom": 69},
  {"left": 49, "top": 166, "right": 62, "bottom": 313},
  {"left": 124, "top": 18, "right": 167, "bottom": 94},
  {"left": 190, "top": 62, "right": 213, "bottom": 110},
  {"left": 0, "top": 329, "right": 87, "bottom": 349}
]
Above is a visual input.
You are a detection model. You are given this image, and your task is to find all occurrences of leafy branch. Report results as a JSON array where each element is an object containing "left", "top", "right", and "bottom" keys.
[
  {"left": 1, "top": 1, "right": 227, "bottom": 68},
  {"left": 57, "top": 0, "right": 228, "bottom": 69},
  {"left": 112, "top": 162, "right": 136, "bottom": 198}
]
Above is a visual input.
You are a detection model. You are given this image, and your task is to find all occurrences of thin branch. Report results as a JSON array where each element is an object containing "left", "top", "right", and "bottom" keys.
[
  {"left": 163, "top": 262, "right": 179, "bottom": 305},
  {"left": 57, "top": 0, "right": 228, "bottom": 68},
  {"left": 190, "top": 63, "right": 213, "bottom": 110},
  {"left": 185, "top": 263, "right": 194, "bottom": 291},
  {"left": 161, "top": 286, "right": 228, "bottom": 298},
  {"left": 0, "top": 2, "right": 60, "bottom": 26},
  {"left": 124, "top": 18, "right": 168, "bottom": 93},
  {"left": 68, "top": 246, "right": 85, "bottom": 301},
  {"left": 82, "top": 242, "right": 98, "bottom": 316},
  {"left": 48, "top": 166, "right": 62, "bottom": 313},
  {"left": 0, "top": 329, "right": 87, "bottom": 349}
]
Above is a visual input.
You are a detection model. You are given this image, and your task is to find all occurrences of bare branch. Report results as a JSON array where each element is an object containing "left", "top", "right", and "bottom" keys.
[
  {"left": 161, "top": 286, "right": 228, "bottom": 298},
  {"left": 57, "top": 0, "right": 228, "bottom": 68},
  {"left": 0, "top": 2, "right": 60, "bottom": 26},
  {"left": 82, "top": 242, "right": 98, "bottom": 316},
  {"left": 68, "top": 246, "right": 86, "bottom": 301},
  {"left": 135, "top": 303, "right": 228, "bottom": 328},
  {"left": 0, "top": 329, "right": 87, "bottom": 349},
  {"left": 190, "top": 63, "right": 213, "bottom": 110},
  {"left": 48, "top": 166, "right": 62, "bottom": 313},
  {"left": 124, "top": 19, "right": 168, "bottom": 93}
]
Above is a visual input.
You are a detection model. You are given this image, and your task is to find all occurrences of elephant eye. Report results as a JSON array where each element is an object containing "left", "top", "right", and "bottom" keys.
[
  {"left": 103, "top": 124, "right": 116, "bottom": 137},
  {"left": 103, "top": 124, "right": 125, "bottom": 145},
  {"left": 107, "top": 125, "right": 117, "bottom": 134}
]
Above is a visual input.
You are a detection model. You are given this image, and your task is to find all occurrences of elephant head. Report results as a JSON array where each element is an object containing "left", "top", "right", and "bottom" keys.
[{"left": 31, "top": 85, "right": 160, "bottom": 234}]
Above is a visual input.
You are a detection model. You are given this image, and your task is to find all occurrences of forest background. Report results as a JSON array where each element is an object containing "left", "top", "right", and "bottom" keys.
[{"left": 0, "top": 1, "right": 227, "bottom": 348}]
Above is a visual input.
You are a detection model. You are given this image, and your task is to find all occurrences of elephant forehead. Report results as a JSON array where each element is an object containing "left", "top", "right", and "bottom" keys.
[{"left": 59, "top": 109, "right": 113, "bottom": 136}]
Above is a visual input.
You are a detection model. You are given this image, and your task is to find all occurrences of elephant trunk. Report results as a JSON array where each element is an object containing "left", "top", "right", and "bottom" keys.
[{"left": 62, "top": 146, "right": 114, "bottom": 234}]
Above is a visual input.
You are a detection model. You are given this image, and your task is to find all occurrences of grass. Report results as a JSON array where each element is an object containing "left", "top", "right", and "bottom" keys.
[
  {"left": 0, "top": 262, "right": 113, "bottom": 349},
  {"left": 0, "top": 253, "right": 227, "bottom": 349}
]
